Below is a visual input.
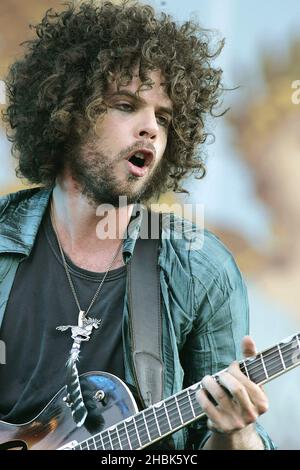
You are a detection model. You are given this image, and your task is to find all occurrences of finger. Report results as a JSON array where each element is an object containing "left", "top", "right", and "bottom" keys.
[
  {"left": 225, "top": 363, "right": 269, "bottom": 415},
  {"left": 201, "top": 375, "right": 233, "bottom": 408},
  {"left": 242, "top": 336, "right": 257, "bottom": 357},
  {"left": 196, "top": 388, "right": 222, "bottom": 423},
  {"left": 217, "top": 372, "right": 258, "bottom": 423}
]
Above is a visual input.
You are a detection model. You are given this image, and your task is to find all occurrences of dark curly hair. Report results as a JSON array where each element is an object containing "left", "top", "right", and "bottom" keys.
[{"left": 3, "top": 0, "right": 224, "bottom": 195}]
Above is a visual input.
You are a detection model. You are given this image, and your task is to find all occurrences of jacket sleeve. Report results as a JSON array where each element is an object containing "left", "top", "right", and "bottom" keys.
[{"left": 180, "top": 252, "right": 276, "bottom": 450}]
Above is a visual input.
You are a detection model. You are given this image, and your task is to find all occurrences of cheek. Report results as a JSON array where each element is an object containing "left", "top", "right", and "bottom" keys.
[{"left": 159, "top": 133, "right": 168, "bottom": 157}]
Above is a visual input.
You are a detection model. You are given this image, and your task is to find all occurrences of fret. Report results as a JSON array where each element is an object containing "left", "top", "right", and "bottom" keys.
[
  {"left": 142, "top": 411, "right": 151, "bottom": 442},
  {"left": 133, "top": 417, "right": 142, "bottom": 448},
  {"left": 175, "top": 396, "right": 184, "bottom": 424},
  {"left": 134, "top": 413, "right": 150, "bottom": 447},
  {"left": 118, "top": 422, "right": 131, "bottom": 450},
  {"left": 107, "top": 429, "right": 114, "bottom": 449},
  {"left": 277, "top": 344, "right": 286, "bottom": 370},
  {"left": 187, "top": 389, "right": 196, "bottom": 418},
  {"left": 85, "top": 440, "right": 90, "bottom": 450},
  {"left": 99, "top": 432, "right": 106, "bottom": 450},
  {"left": 115, "top": 427, "right": 123, "bottom": 450},
  {"left": 166, "top": 397, "right": 180, "bottom": 429},
  {"left": 260, "top": 352, "right": 269, "bottom": 380},
  {"left": 296, "top": 335, "right": 300, "bottom": 353},
  {"left": 246, "top": 356, "right": 265, "bottom": 384},
  {"left": 189, "top": 385, "right": 202, "bottom": 416},
  {"left": 262, "top": 345, "right": 283, "bottom": 378},
  {"left": 153, "top": 403, "right": 171, "bottom": 435},
  {"left": 166, "top": 397, "right": 182, "bottom": 429},
  {"left": 80, "top": 441, "right": 88, "bottom": 450},
  {"left": 178, "top": 390, "right": 195, "bottom": 422},
  {"left": 281, "top": 336, "right": 299, "bottom": 369},
  {"left": 91, "top": 436, "right": 97, "bottom": 450},
  {"left": 124, "top": 418, "right": 140, "bottom": 449},
  {"left": 101, "top": 429, "right": 110, "bottom": 450},
  {"left": 163, "top": 401, "right": 172, "bottom": 429},
  {"left": 242, "top": 360, "right": 250, "bottom": 379},
  {"left": 124, "top": 421, "right": 133, "bottom": 450},
  {"left": 94, "top": 434, "right": 103, "bottom": 450},
  {"left": 144, "top": 407, "right": 160, "bottom": 440},
  {"left": 291, "top": 335, "right": 300, "bottom": 365},
  {"left": 111, "top": 427, "right": 122, "bottom": 449},
  {"left": 153, "top": 407, "right": 162, "bottom": 437}
]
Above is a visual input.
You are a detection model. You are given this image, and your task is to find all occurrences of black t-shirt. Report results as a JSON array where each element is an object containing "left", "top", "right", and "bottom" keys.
[{"left": 0, "top": 207, "right": 126, "bottom": 424}]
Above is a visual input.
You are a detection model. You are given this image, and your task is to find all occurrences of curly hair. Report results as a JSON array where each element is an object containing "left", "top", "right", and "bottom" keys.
[{"left": 3, "top": 0, "right": 224, "bottom": 195}]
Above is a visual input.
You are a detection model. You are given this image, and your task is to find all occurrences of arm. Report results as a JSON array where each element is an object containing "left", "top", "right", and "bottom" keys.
[{"left": 181, "top": 244, "right": 275, "bottom": 450}]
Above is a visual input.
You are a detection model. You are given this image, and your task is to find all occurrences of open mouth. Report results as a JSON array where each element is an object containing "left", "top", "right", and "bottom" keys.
[
  {"left": 126, "top": 149, "right": 154, "bottom": 177},
  {"left": 128, "top": 153, "right": 147, "bottom": 168},
  {"left": 127, "top": 150, "right": 153, "bottom": 168}
]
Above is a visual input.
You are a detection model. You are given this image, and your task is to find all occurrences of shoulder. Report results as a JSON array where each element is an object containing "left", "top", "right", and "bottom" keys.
[
  {"left": 0, "top": 187, "right": 50, "bottom": 217},
  {"left": 161, "top": 212, "right": 241, "bottom": 280},
  {"left": 160, "top": 212, "right": 246, "bottom": 307}
]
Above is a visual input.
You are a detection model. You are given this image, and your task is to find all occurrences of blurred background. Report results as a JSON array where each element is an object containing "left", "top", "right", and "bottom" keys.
[{"left": 1, "top": 0, "right": 300, "bottom": 449}]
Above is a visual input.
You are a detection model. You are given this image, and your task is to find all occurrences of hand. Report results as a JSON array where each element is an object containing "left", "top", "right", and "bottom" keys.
[{"left": 196, "top": 336, "right": 269, "bottom": 436}]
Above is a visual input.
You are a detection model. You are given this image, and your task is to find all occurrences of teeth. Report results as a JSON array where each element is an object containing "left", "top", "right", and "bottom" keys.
[{"left": 134, "top": 152, "right": 145, "bottom": 160}]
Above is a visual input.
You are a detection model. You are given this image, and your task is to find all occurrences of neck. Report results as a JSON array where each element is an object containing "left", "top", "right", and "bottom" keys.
[{"left": 52, "top": 175, "right": 134, "bottom": 261}]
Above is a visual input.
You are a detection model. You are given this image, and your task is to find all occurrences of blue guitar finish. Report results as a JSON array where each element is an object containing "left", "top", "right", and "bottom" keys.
[{"left": 0, "top": 372, "right": 138, "bottom": 450}]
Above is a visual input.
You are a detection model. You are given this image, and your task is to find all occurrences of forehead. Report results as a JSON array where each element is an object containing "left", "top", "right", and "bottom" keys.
[{"left": 106, "top": 69, "right": 173, "bottom": 108}]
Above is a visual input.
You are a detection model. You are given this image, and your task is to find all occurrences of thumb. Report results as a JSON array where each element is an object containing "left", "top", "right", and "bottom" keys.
[{"left": 242, "top": 335, "right": 257, "bottom": 358}]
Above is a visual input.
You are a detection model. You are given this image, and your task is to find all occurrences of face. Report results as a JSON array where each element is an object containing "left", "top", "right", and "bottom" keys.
[{"left": 67, "top": 69, "right": 173, "bottom": 207}]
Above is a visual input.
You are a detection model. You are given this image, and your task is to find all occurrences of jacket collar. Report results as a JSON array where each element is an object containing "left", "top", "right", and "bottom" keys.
[
  {"left": 0, "top": 187, "right": 144, "bottom": 262},
  {"left": 0, "top": 188, "right": 52, "bottom": 256}
]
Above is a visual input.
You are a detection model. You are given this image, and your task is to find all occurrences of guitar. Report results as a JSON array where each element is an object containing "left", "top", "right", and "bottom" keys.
[{"left": 1, "top": 333, "right": 299, "bottom": 450}]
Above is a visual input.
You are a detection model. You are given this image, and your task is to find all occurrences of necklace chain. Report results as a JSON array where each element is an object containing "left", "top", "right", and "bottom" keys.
[{"left": 50, "top": 199, "right": 123, "bottom": 318}]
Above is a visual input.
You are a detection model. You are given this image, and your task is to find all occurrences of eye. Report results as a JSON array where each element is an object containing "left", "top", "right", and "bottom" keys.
[
  {"left": 157, "top": 115, "right": 170, "bottom": 128},
  {"left": 115, "top": 102, "right": 134, "bottom": 112}
]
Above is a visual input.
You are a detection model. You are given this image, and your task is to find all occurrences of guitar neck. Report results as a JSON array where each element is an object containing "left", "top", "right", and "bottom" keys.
[{"left": 76, "top": 333, "right": 300, "bottom": 450}]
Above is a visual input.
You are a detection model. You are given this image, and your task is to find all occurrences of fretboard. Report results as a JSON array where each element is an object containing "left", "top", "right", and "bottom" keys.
[{"left": 75, "top": 333, "right": 300, "bottom": 450}]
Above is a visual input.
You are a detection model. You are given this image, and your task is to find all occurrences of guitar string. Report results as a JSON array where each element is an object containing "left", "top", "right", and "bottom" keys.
[
  {"left": 79, "top": 392, "right": 203, "bottom": 449},
  {"left": 91, "top": 341, "right": 297, "bottom": 450},
  {"left": 77, "top": 338, "right": 300, "bottom": 450},
  {"left": 78, "top": 338, "right": 300, "bottom": 450},
  {"left": 239, "top": 334, "right": 300, "bottom": 376},
  {"left": 80, "top": 385, "right": 273, "bottom": 449},
  {"left": 95, "top": 334, "right": 300, "bottom": 444}
]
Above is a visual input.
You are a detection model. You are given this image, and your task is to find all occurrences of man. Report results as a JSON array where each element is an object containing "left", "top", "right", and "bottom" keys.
[{"left": 0, "top": 0, "right": 274, "bottom": 449}]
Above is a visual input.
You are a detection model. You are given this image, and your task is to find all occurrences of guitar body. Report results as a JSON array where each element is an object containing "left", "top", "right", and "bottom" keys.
[
  {"left": 0, "top": 371, "right": 138, "bottom": 450},
  {"left": 1, "top": 333, "right": 299, "bottom": 450}
]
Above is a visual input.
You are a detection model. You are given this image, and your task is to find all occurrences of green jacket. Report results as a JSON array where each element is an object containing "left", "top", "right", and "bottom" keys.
[{"left": 0, "top": 187, "right": 275, "bottom": 449}]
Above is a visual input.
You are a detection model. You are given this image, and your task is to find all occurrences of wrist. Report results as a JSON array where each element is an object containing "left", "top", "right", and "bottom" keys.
[{"left": 203, "top": 424, "right": 265, "bottom": 450}]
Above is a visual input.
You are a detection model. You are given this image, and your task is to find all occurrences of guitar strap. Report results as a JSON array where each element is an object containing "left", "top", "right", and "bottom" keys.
[{"left": 127, "top": 208, "right": 164, "bottom": 408}]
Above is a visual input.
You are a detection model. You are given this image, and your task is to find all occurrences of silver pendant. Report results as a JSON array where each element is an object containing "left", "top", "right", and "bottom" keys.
[{"left": 56, "top": 310, "right": 101, "bottom": 359}]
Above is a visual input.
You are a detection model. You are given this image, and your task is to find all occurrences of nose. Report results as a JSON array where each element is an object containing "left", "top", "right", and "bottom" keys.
[{"left": 135, "top": 110, "right": 159, "bottom": 141}]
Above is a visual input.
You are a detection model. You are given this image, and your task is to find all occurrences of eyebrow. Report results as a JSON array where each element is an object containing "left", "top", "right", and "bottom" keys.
[{"left": 105, "top": 90, "right": 173, "bottom": 117}]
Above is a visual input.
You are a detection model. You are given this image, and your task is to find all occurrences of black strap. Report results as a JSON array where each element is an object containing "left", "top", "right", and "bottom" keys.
[{"left": 127, "top": 208, "right": 163, "bottom": 407}]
